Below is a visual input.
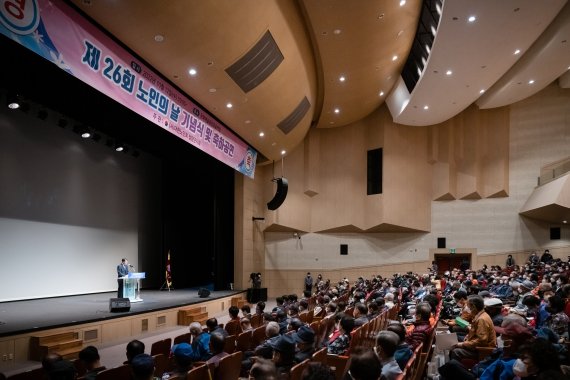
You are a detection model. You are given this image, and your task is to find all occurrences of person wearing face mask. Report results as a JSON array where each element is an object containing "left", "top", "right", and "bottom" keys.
[
  {"left": 450, "top": 295, "right": 496, "bottom": 361},
  {"left": 554, "top": 275, "right": 568, "bottom": 297},
  {"left": 405, "top": 302, "right": 433, "bottom": 350},
  {"left": 516, "top": 280, "right": 536, "bottom": 308}
]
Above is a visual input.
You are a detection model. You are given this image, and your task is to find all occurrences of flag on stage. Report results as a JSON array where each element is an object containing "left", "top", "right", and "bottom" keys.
[{"left": 166, "top": 251, "right": 172, "bottom": 288}]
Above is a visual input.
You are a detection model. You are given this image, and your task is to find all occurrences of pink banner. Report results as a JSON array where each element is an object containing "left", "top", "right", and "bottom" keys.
[{"left": 0, "top": 0, "right": 257, "bottom": 177}]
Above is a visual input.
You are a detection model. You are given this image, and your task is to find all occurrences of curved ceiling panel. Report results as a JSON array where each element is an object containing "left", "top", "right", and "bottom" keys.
[
  {"left": 71, "top": 0, "right": 317, "bottom": 162},
  {"left": 387, "top": 0, "right": 567, "bottom": 126},
  {"left": 299, "top": 0, "right": 422, "bottom": 128},
  {"left": 477, "top": 2, "right": 570, "bottom": 109}
]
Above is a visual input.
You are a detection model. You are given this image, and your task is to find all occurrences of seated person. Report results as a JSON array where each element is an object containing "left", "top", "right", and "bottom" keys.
[
  {"left": 545, "top": 295, "right": 570, "bottom": 339},
  {"left": 353, "top": 303, "right": 369, "bottom": 326},
  {"left": 271, "top": 334, "right": 296, "bottom": 377},
  {"left": 165, "top": 343, "right": 194, "bottom": 378},
  {"left": 46, "top": 360, "right": 77, "bottom": 380},
  {"left": 206, "top": 317, "right": 229, "bottom": 338},
  {"left": 255, "top": 301, "right": 266, "bottom": 316},
  {"left": 42, "top": 353, "right": 63, "bottom": 375},
  {"left": 241, "top": 304, "right": 252, "bottom": 320},
  {"left": 387, "top": 322, "right": 413, "bottom": 370},
  {"left": 483, "top": 298, "right": 504, "bottom": 327},
  {"left": 405, "top": 302, "right": 434, "bottom": 350},
  {"left": 253, "top": 321, "right": 281, "bottom": 359},
  {"left": 206, "top": 332, "right": 229, "bottom": 369},
  {"left": 347, "top": 348, "right": 382, "bottom": 380},
  {"left": 225, "top": 306, "right": 243, "bottom": 335},
  {"left": 130, "top": 354, "right": 157, "bottom": 380},
  {"left": 125, "top": 340, "right": 145, "bottom": 365},
  {"left": 375, "top": 331, "right": 403, "bottom": 380},
  {"left": 327, "top": 315, "right": 355, "bottom": 355},
  {"left": 78, "top": 346, "right": 106, "bottom": 380},
  {"left": 293, "top": 325, "right": 316, "bottom": 363},
  {"left": 187, "top": 321, "right": 212, "bottom": 362},
  {"left": 450, "top": 295, "right": 496, "bottom": 361},
  {"left": 241, "top": 318, "right": 253, "bottom": 332},
  {"left": 249, "top": 358, "right": 278, "bottom": 379}
]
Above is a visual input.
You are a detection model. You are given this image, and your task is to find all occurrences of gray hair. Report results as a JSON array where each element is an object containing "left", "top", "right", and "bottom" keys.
[
  {"left": 266, "top": 321, "right": 280, "bottom": 337},
  {"left": 189, "top": 322, "right": 202, "bottom": 334}
]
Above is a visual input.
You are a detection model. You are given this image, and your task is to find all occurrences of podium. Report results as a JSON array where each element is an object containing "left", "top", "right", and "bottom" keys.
[
  {"left": 123, "top": 272, "right": 145, "bottom": 303},
  {"left": 247, "top": 288, "right": 267, "bottom": 303}
]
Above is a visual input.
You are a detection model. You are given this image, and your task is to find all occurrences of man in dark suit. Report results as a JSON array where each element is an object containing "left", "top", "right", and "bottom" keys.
[{"left": 117, "top": 258, "right": 130, "bottom": 298}]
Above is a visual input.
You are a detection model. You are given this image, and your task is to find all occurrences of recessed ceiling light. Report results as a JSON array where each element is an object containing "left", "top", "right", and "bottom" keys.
[
  {"left": 528, "top": 79, "right": 535, "bottom": 84},
  {"left": 115, "top": 146, "right": 124, "bottom": 152},
  {"left": 281, "top": 150, "right": 286, "bottom": 155},
  {"left": 479, "top": 89, "right": 485, "bottom": 94},
  {"left": 245, "top": 120, "right": 251, "bottom": 124},
  {"left": 567, "top": 65, "right": 570, "bottom": 70},
  {"left": 334, "top": 108, "right": 340, "bottom": 114},
  {"left": 81, "top": 131, "right": 91, "bottom": 139},
  {"left": 563, "top": 220, "right": 568, "bottom": 224},
  {"left": 226, "top": 103, "right": 233, "bottom": 108},
  {"left": 259, "top": 132, "right": 264, "bottom": 137},
  {"left": 333, "top": 29, "right": 342, "bottom": 35},
  {"left": 397, "top": 30, "right": 404, "bottom": 37},
  {"left": 446, "top": 70, "right": 452, "bottom": 76},
  {"left": 392, "top": 55, "right": 398, "bottom": 61},
  {"left": 379, "top": 91, "right": 384, "bottom": 96},
  {"left": 339, "top": 75, "right": 346, "bottom": 82},
  {"left": 209, "top": 88, "right": 217, "bottom": 93},
  {"left": 7, "top": 102, "right": 19, "bottom": 109},
  {"left": 154, "top": 34, "right": 164, "bottom": 42},
  {"left": 188, "top": 68, "right": 197, "bottom": 76},
  {"left": 514, "top": 49, "right": 521, "bottom": 55},
  {"left": 468, "top": 15, "right": 476, "bottom": 22},
  {"left": 399, "top": 0, "right": 406, "bottom": 6},
  {"left": 423, "top": 105, "right": 429, "bottom": 110},
  {"left": 378, "top": 13, "right": 384, "bottom": 19}
]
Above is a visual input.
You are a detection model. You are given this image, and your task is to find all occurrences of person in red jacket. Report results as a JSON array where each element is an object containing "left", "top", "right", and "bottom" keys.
[{"left": 405, "top": 302, "right": 433, "bottom": 350}]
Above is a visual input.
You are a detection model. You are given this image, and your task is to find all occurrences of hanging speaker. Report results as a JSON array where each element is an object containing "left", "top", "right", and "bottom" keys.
[{"left": 267, "top": 177, "right": 288, "bottom": 210}]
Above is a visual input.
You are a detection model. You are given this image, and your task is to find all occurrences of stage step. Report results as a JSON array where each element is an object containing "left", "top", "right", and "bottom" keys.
[
  {"left": 29, "top": 332, "right": 83, "bottom": 361},
  {"left": 177, "top": 306, "right": 209, "bottom": 326}
]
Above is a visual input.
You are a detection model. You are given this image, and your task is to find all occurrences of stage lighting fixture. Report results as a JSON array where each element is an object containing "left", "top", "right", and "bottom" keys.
[{"left": 6, "top": 92, "right": 20, "bottom": 109}]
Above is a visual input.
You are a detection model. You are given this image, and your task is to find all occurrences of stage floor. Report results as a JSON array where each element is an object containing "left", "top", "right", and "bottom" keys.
[{"left": 0, "top": 289, "right": 243, "bottom": 337}]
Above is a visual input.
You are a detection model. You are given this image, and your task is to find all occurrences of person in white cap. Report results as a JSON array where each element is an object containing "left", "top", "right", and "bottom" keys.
[{"left": 484, "top": 298, "right": 504, "bottom": 327}]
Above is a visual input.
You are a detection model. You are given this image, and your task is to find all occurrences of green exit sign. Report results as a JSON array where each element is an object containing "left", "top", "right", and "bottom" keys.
[{"left": 450, "top": 248, "right": 456, "bottom": 254}]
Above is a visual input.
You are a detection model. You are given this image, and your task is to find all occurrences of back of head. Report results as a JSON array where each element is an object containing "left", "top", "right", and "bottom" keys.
[
  {"left": 376, "top": 330, "right": 399, "bottom": 358},
  {"left": 126, "top": 340, "right": 145, "bottom": 363},
  {"left": 229, "top": 305, "right": 240, "bottom": 318},
  {"left": 131, "top": 353, "right": 155, "bottom": 380},
  {"left": 300, "top": 362, "right": 335, "bottom": 380},
  {"left": 206, "top": 317, "right": 219, "bottom": 330},
  {"left": 340, "top": 316, "right": 355, "bottom": 335},
  {"left": 250, "top": 358, "right": 278, "bottom": 380},
  {"left": 416, "top": 302, "right": 432, "bottom": 321},
  {"left": 47, "top": 360, "right": 76, "bottom": 380},
  {"left": 210, "top": 332, "right": 225, "bottom": 354},
  {"left": 189, "top": 321, "right": 202, "bottom": 334},
  {"left": 348, "top": 348, "right": 382, "bottom": 380},
  {"left": 266, "top": 321, "right": 280, "bottom": 337},
  {"left": 387, "top": 322, "right": 407, "bottom": 344},
  {"left": 42, "top": 353, "right": 63, "bottom": 372},
  {"left": 78, "top": 346, "right": 100, "bottom": 366}
]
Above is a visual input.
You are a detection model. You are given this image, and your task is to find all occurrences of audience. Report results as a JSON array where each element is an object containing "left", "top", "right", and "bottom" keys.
[
  {"left": 387, "top": 322, "right": 413, "bottom": 370},
  {"left": 346, "top": 348, "right": 382, "bottom": 380},
  {"left": 187, "top": 321, "right": 211, "bottom": 361},
  {"left": 327, "top": 315, "right": 355, "bottom": 355},
  {"left": 206, "top": 332, "right": 229, "bottom": 368},
  {"left": 375, "top": 331, "right": 403, "bottom": 380},
  {"left": 130, "top": 353, "right": 157, "bottom": 380},
  {"left": 78, "top": 346, "right": 106, "bottom": 379},
  {"left": 293, "top": 325, "right": 316, "bottom": 363},
  {"left": 125, "top": 339, "right": 145, "bottom": 364}
]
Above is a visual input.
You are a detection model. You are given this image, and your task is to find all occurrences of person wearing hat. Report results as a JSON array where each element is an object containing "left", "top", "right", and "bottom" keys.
[
  {"left": 271, "top": 334, "right": 296, "bottom": 376},
  {"left": 131, "top": 354, "right": 158, "bottom": 380},
  {"left": 484, "top": 298, "right": 504, "bottom": 327},
  {"left": 516, "top": 280, "right": 536, "bottom": 308},
  {"left": 293, "top": 325, "right": 315, "bottom": 363},
  {"left": 166, "top": 342, "right": 194, "bottom": 378}
]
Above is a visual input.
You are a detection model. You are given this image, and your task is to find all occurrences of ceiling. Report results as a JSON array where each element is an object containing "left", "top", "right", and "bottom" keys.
[{"left": 69, "top": 0, "right": 570, "bottom": 163}]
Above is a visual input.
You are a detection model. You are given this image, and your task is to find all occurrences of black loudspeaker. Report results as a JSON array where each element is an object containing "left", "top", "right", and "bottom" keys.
[
  {"left": 340, "top": 244, "right": 348, "bottom": 255},
  {"left": 198, "top": 288, "right": 210, "bottom": 298},
  {"left": 109, "top": 298, "right": 131, "bottom": 312},
  {"left": 267, "top": 177, "right": 288, "bottom": 210},
  {"left": 437, "top": 237, "right": 446, "bottom": 249},
  {"left": 551, "top": 227, "right": 561, "bottom": 240}
]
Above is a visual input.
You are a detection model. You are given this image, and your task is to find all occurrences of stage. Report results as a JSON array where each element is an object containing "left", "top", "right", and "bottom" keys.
[{"left": 0, "top": 289, "right": 244, "bottom": 337}]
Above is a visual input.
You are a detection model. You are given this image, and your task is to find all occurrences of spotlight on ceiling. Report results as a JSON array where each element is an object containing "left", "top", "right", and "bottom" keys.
[
  {"left": 6, "top": 92, "right": 20, "bottom": 109},
  {"left": 115, "top": 143, "right": 125, "bottom": 152},
  {"left": 73, "top": 125, "right": 92, "bottom": 138}
]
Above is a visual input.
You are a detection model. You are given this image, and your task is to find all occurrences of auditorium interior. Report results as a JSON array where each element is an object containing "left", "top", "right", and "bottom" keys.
[{"left": 1, "top": 0, "right": 570, "bottom": 375}]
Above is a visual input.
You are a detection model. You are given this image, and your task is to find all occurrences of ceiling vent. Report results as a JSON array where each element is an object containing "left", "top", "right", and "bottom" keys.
[
  {"left": 226, "top": 31, "right": 284, "bottom": 93},
  {"left": 277, "top": 97, "right": 310, "bottom": 135}
]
